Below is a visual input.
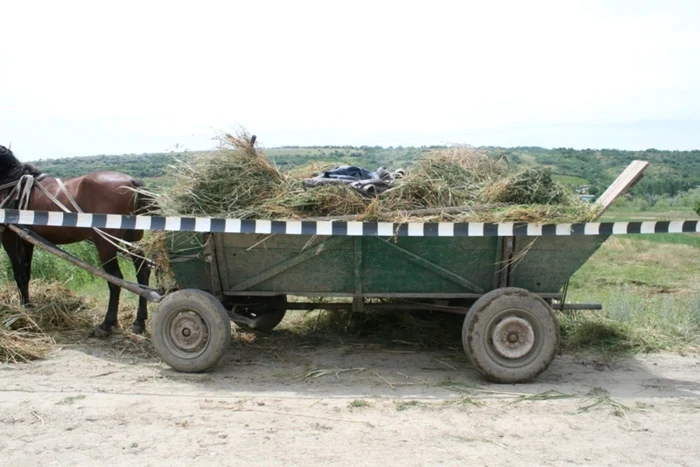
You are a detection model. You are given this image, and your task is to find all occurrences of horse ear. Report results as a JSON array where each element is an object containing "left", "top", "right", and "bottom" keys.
[{"left": 250, "top": 135, "right": 257, "bottom": 146}]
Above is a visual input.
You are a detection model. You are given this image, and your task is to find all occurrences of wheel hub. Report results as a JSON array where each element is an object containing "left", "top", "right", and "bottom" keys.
[
  {"left": 169, "top": 312, "right": 208, "bottom": 352},
  {"left": 491, "top": 316, "right": 535, "bottom": 359}
]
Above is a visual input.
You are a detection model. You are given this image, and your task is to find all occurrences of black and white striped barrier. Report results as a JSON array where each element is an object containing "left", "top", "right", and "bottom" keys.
[{"left": 1, "top": 209, "right": 699, "bottom": 237}]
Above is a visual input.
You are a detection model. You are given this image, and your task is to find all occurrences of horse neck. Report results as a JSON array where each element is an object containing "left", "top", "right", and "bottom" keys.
[{"left": 0, "top": 173, "right": 50, "bottom": 210}]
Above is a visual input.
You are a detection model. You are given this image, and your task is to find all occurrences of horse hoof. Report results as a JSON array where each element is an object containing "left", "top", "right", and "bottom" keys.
[
  {"left": 94, "top": 325, "right": 112, "bottom": 338},
  {"left": 131, "top": 323, "right": 146, "bottom": 335}
]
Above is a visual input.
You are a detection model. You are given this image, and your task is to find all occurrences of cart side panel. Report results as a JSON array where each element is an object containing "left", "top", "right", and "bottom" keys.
[
  {"left": 361, "top": 236, "right": 499, "bottom": 294},
  {"left": 510, "top": 235, "right": 609, "bottom": 293},
  {"left": 169, "top": 231, "right": 610, "bottom": 297},
  {"left": 168, "top": 232, "right": 213, "bottom": 292},
  {"left": 216, "top": 234, "right": 500, "bottom": 295},
  {"left": 217, "top": 234, "right": 356, "bottom": 293}
]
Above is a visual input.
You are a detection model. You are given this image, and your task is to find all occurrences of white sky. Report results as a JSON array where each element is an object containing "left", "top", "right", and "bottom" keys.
[{"left": 2, "top": 0, "right": 699, "bottom": 161}]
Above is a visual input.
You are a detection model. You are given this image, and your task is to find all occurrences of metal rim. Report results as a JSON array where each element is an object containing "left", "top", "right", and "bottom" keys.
[
  {"left": 491, "top": 316, "right": 535, "bottom": 359},
  {"left": 483, "top": 307, "right": 544, "bottom": 368},
  {"left": 162, "top": 308, "right": 210, "bottom": 360}
]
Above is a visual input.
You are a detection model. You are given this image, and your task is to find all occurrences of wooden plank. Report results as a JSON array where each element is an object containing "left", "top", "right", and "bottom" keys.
[
  {"left": 204, "top": 234, "right": 223, "bottom": 299},
  {"left": 353, "top": 237, "right": 364, "bottom": 312},
  {"left": 508, "top": 235, "right": 608, "bottom": 293},
  {"left": 229, "top": 236, "right": 347, "bottom": 291},
  {"left": 594, "top": 160, "right": 649, "bottom": 219},
  {"left": 222, "top": 291, "right": 485, "bottom": 298},
  {"left": 499, "top": 236, "right": 514, "bottom": 288},
  {"left": 374, "top": 237, "right": 485, "bottom": 293},
  {"left": 364, "top": 237, "right": 496, "bottom": 294},
  {"left": 8, "top": 225, "right": 162, "bottom": 302},
  {"left": 168, "top": 232, "right": 212, "bottom": 292},
  {"left": 212, "top": 234, "right": 230, "bottom": 296}
]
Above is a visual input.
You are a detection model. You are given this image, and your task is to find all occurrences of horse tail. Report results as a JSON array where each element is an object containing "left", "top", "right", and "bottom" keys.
[
  {"left": 130, "top": 179, "right": 159, "bottom": 216},
  {"left": 123, "top": 179, "right": 159, "bottom": 244}
]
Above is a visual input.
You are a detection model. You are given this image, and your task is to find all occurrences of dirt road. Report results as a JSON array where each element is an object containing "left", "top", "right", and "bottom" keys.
[{"left": 1, "top": 337, "right": 699, "bottom": 466}]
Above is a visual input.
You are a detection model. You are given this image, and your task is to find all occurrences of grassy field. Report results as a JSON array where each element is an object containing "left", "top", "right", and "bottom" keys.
[
  {"left": 552, "top": 174, "right": 589, "bottom": 187},
  {"left": 563, "top": 234, "right": 700, "bottom": 353},
  {"left": 600, "top": 205, "right": 699, "bottom": 222}
]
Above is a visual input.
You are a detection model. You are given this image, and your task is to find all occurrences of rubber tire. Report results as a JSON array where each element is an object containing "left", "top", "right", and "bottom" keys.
[
  {"left": 151, "top": 289, "right": 231, "bottom": 373},
  {"left": 463, "top": 287, "right": 559, "bottom": 384},
  {"left": 230, "top": 296, "right": 287, "bottom": 331}
]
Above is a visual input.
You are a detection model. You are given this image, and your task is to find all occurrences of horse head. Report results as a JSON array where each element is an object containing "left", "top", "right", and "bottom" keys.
[{"left": 0, "top": 145, "right": 42, "bottom": 185}]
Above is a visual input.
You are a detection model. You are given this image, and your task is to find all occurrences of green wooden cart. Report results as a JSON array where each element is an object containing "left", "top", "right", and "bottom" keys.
[{"left": 151, "top": 230, "right": 609, "bottom": 383}]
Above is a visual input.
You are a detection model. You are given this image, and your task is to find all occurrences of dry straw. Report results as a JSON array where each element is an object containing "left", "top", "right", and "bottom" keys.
[
  {"left": 157, "top": 131, "right": 595, "bottom": 224},
  {"left": 0, "top": 281, "right": 96, "bottom": 362}
]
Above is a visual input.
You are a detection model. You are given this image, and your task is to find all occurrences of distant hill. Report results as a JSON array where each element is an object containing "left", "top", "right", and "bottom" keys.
[
  {"left": 31, "top": 146, "right": 700, "bottom": 198},
  {"left": 488, "top": 147, "right": 700, "bottom": 198}
]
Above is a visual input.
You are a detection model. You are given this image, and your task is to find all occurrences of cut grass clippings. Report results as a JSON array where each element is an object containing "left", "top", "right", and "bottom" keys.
[
  {"left": 562, "top": 237, "right": 700, "bottom": 355},
  {"left": 0, "top": 280, "right": 156, "bottom": 363},
  {"left": 154, "top": 128, "right": 596, "bottom": 224},
  {"left": 559, "top": 313, "right": 661, "bottom": 355},
  {"left": 0, "top": 281, "right": 96, "bottom": 362}
]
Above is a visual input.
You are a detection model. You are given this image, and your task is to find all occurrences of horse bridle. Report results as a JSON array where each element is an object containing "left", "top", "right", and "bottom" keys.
[{"left": 0, "top": 173, "right": 49, "bottom": 210}]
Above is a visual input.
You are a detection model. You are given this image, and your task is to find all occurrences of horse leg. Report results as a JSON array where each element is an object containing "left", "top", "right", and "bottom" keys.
[
  {"left": 131, "top": 248, "right": 150, "bottom": 334},
  {"left": 20, "top": 242, "right": 34, "bottom": 305},
  {"left": 94, "top": 243, "right": 123, "bottom": 337},
  {"left": 1, "top": 231, "right": 34, "bottom": 306}
]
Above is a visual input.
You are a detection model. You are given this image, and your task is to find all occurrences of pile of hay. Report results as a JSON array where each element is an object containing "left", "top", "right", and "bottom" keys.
[
  {"left": 377, "top": 147, "right": 506, "bottom": 212},
  {"left": 0, "top": 281, "right": 96, "bottom": 363},
  {"left": 160, "top": 130, "right": 596, "bottom": 223},
  {"left": 167, "top": 132, "right": 286, "bottom": 218}
]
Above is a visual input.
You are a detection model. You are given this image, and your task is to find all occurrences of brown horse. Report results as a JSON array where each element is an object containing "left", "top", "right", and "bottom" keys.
[{"left": 0, "top": 145, "right": 154, "bottom": 336}]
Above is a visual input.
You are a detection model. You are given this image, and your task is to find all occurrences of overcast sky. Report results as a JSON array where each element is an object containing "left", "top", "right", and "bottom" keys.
[{"left": 2, "top": 0, "right": 699, "bottom": 161}]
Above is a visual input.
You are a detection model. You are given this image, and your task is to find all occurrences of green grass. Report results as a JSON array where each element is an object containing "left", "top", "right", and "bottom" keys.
[
  {"left": 626, "top": 233, "right": 700, "bottom": 248},
  {"left": 348, "top": 399, "right": 372, "bottom": 409},
  {"left": 57, "top": 394, "right": 86, "bottom": 405},
  {"left": 266, "top": 148, "right": 337, "bottom": 158},
  {"left": 601, "top": 205, "right": 699, "bottom": 222},
  {"left": 552, "top": 174, "right": 589, "bottom": 186},
  {"left": 0, "top": 242, "right": 145, "bottom": 312},
  {"left": 395, "top": 400, "right": 422, "bottom": 411},
  {"left": 562, "top": 236, "right": 700, "bottom": 353}
]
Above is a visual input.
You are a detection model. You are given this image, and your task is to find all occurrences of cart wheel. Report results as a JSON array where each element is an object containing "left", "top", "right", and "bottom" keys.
[
  {"left": 228, "top": 295, "right": 287, "bottom": 331},
  {"left": 463, "top": 287, "right": 559, "bottom": 384},
  {"left": 151, "top": 289, "right": 231, "bottom": 373}
]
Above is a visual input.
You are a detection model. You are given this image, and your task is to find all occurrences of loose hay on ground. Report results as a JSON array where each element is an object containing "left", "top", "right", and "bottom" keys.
[
  {"left": 0, "top": 280, "right": 157, "bottom": 363},
  {"left": 0, "top": 281, "right": 97, "bottom": 362}
]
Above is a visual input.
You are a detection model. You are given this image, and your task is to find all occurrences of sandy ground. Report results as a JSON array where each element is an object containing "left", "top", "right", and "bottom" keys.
[{"left": 1, "top": 335, "right": 699, "bottom": 467}]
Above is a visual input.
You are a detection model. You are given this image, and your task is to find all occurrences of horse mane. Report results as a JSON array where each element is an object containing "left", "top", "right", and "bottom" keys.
[{"left": 0, "top": 145, "right": 43, "bottom": 186}]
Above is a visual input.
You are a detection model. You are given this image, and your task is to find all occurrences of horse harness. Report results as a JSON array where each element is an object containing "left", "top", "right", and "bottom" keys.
[{"left": 0, "top": 174, "right": 155, "bottom": 268}]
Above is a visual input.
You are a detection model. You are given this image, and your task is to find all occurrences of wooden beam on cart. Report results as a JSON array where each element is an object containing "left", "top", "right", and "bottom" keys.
[
  {"left": 6, "top": 224, "right": 162, "bottom": 303},
  {"left": 593, "top": 160, "right": 649, "bottom": 220}
]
